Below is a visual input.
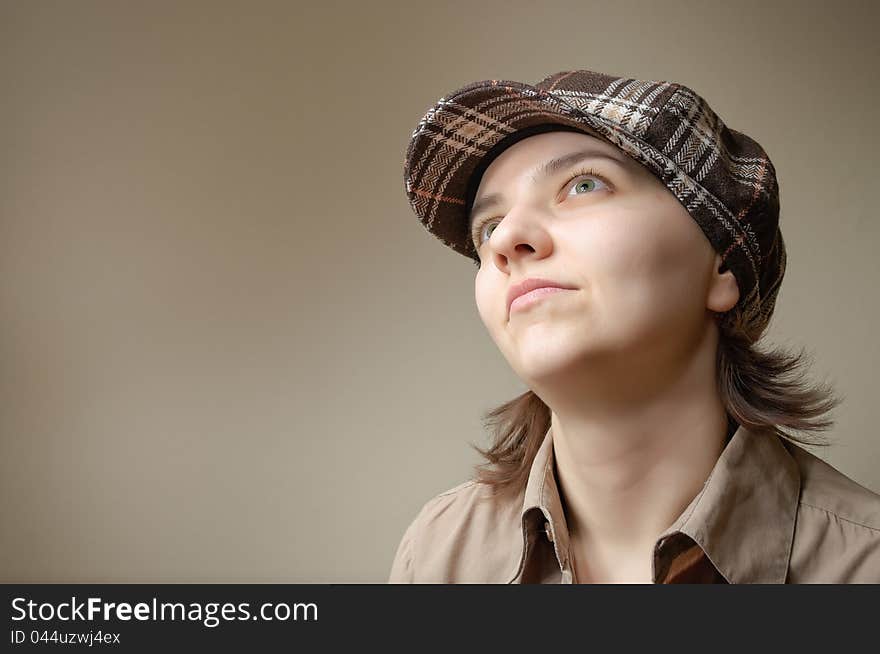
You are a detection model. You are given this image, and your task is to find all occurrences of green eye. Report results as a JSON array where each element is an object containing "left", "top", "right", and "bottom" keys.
[
  {"left": 473, "top": 218, "right": 500, "bottom": 250},
  {"left": 565, "top": 168, "right": 610, "bottom": 197},
  {"left": 573, "top": 179, "right": 598, "bottom": 193}
]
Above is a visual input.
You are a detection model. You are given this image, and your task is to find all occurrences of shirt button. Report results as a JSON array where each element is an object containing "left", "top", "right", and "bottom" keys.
[{"left": 544, "top": 521, "right": 555, "bottom": 543}]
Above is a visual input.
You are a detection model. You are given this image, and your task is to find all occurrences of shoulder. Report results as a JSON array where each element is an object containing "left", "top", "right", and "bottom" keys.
[
  {"left": 784, "top": 441, "right": 880, "bottom": 529},
  {"left": 387, "top": 479, "right": 524, "bottom": 583},
  {"left": 781, "top": 440, "right": 880, "bottom": 582}
]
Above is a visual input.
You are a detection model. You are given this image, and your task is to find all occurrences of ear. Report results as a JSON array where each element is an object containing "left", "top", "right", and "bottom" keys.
[{"left": 706, "top": 253, "right": 740, "bottom": 313}]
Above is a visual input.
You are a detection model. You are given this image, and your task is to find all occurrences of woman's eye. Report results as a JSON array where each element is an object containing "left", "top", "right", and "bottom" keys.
[
  {"left": 482, "top": 220, "right": 498, "bottom": 243},
  {"left": 474, "top": 218, "right": 500, "bottom": 250},
  {"left": 566, "top": 172, "right": 609, "bottom": 197}
]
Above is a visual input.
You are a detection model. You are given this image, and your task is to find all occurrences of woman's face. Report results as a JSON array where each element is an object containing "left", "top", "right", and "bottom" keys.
[{"left": 472, "top": 129, "right": 733, "bottom": 386}]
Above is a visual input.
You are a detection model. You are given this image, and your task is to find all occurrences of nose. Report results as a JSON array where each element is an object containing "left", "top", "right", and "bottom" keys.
[{"left": 485, "top": 203, "right": 553, "bottom": 270}]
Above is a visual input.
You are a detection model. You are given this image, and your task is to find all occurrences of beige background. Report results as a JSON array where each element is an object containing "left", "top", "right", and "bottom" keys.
[{"left": 1, "top": 0, "right": 877, "bottom": 582}]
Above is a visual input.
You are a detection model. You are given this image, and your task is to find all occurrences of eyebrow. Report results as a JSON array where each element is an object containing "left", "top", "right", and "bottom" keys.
[{"left": 468, "top": 148, "right": 628, "bottom": 228}]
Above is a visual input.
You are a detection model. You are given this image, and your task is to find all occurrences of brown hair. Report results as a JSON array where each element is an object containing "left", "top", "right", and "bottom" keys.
[{"left": 468, "top": 305, "right": 844, "bottom": 502}]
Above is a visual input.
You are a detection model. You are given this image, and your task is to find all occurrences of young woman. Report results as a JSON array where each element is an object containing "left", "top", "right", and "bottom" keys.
[{"left": 389, "top": 69, "right": 880, "bottom": 583}]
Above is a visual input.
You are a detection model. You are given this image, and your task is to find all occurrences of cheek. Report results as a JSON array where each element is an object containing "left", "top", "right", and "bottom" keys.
[
  {"left": 574, "top": 216, "right": 660, "bottom": 289},
  {"left": 584, "top": 208, "right": 702, "bottom": 317},
  {"left": 474, "top": 271, "right": 501, "bottom": 328}
]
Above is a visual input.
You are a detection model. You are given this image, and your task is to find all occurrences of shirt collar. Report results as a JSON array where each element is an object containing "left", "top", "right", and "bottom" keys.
[{"left": 510, "top": 421, "right": 801, "bottom": 584}]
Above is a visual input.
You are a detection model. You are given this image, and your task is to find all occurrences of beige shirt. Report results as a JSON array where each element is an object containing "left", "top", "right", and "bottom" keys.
[{"left": 388, "top": 423, "right": 880, "bottom": 583}]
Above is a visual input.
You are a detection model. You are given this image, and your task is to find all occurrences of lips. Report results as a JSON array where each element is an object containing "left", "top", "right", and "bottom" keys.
[{"left": 507, "top": 277, "right": 578, "bottom": 315}]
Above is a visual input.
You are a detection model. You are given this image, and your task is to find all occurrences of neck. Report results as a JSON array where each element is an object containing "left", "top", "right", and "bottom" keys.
[{"left": 535, "top": 321, "right": 729, "bottom": 577}]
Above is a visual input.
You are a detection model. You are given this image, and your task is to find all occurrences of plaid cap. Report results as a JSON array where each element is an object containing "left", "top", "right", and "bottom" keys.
[{"left": 403, "top": 69, "right": 786, "bottom": 343}]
